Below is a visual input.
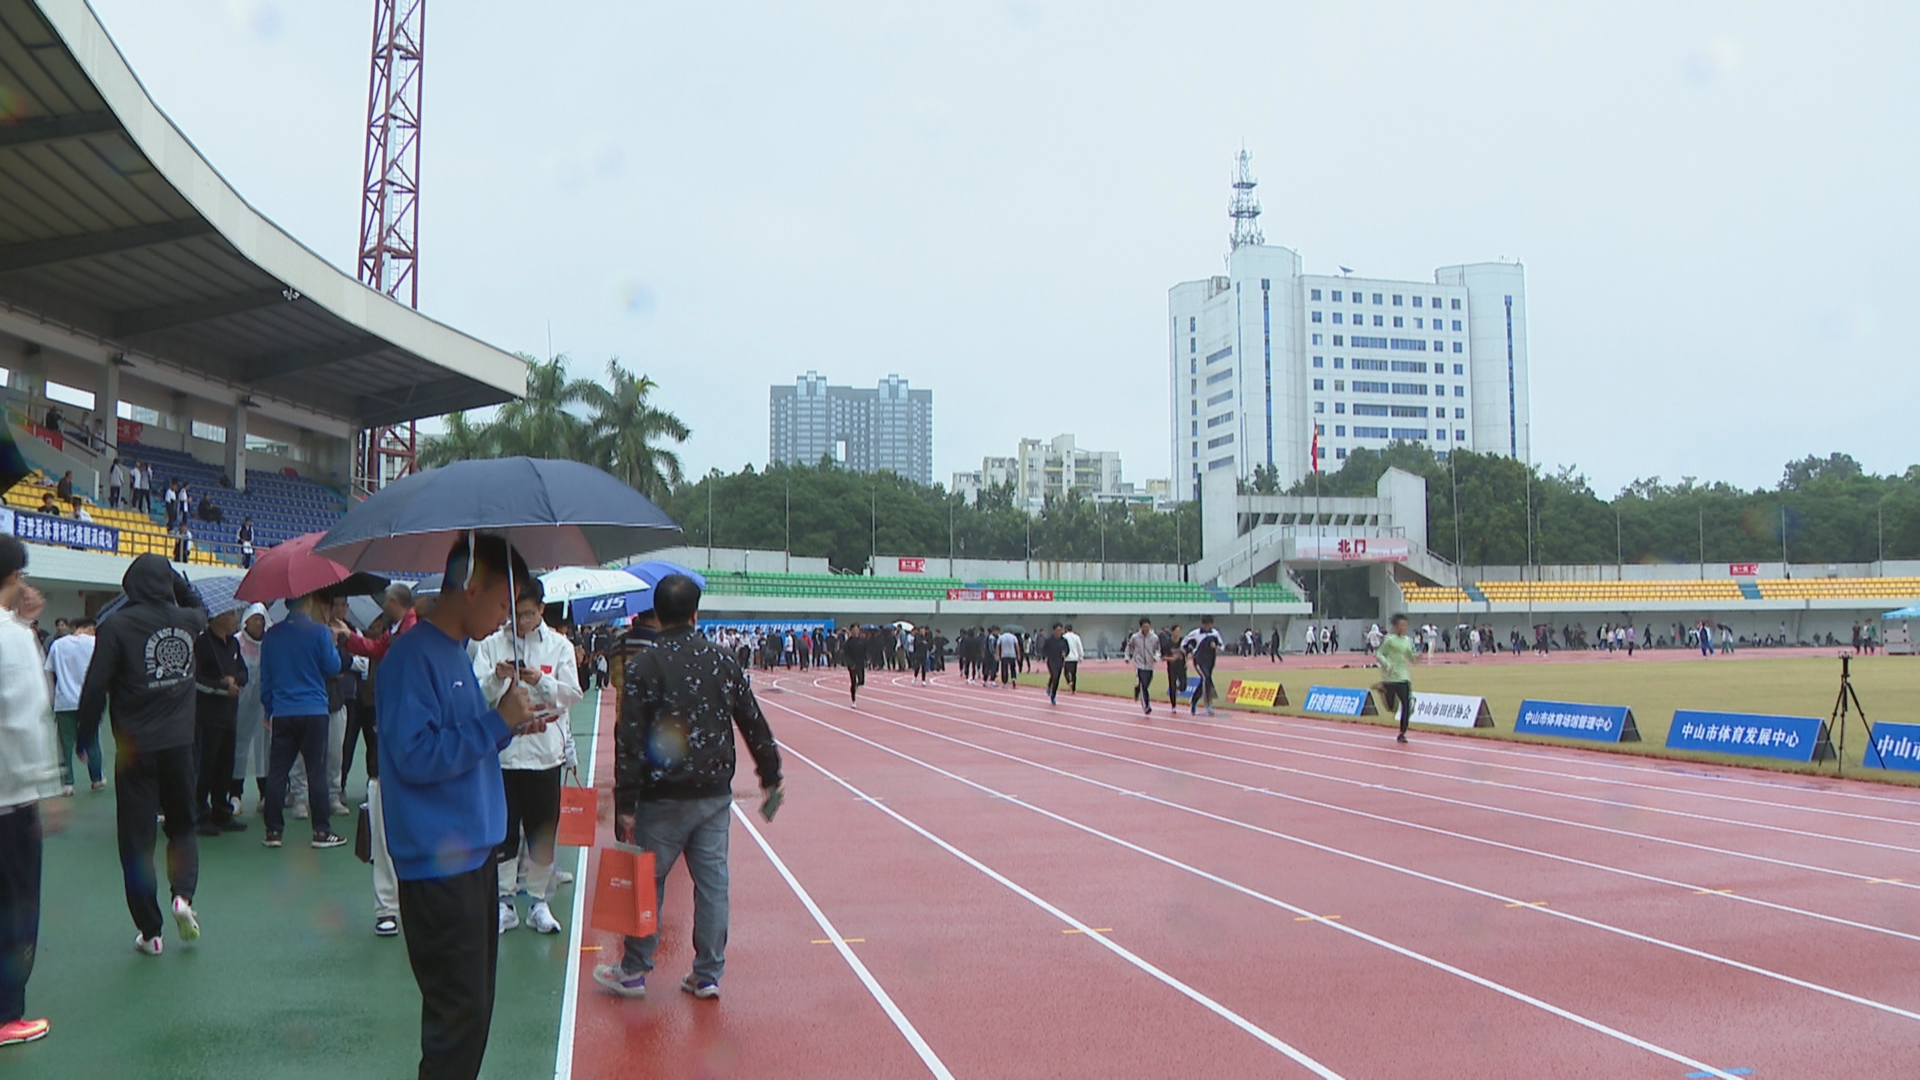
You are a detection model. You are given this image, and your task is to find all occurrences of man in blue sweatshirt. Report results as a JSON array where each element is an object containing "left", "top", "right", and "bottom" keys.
[
  {"left": 378, "top": 535, "right": 537, "bottom": 1080},
  {"left": 258, "top": 592, "right": 348, "bottom": 850}
]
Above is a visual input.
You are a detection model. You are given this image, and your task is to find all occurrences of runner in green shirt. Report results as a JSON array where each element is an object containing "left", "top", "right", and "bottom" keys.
[{"left": 1376, "top": 613, "right": 1418, "bottom": 744}]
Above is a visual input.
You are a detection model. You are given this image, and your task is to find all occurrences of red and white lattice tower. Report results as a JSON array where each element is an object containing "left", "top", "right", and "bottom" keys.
[{"left": 354, "top": 0, "right": 425, "bottom": 492}]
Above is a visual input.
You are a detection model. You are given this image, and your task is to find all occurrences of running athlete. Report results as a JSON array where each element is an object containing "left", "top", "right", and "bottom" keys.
[
  {"left": 1061, "top": 624, "right": 1084, "bottom": 693},
  {"left": 1123, "top": 619, "right": 1158, "bottom": 715},
  {"left": 844, "top": 626, "right": 867, "bottom": 706},
  {"left": 1376, "top": 613, "right": 1418, "bottom": 744},
  {"left": 1040, "top": 624, "right": 1070, "bottom": 705},
  {"left": 1181, "top": 616, "right": 1224, "bottom": 717},
  {"left": 1161, "top": 623, "right": 1187, "bottom": 711}
]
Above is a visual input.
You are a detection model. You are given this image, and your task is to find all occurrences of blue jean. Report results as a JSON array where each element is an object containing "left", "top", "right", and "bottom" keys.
[
  {"left": 54, "top": 710, "right": 102, "bottom": 787},
  {"left": 264, "top": 714, "right": 331, "bottom": 837},
  {"left": 619, "top": 794, "right": 732, "bottom": 984}
]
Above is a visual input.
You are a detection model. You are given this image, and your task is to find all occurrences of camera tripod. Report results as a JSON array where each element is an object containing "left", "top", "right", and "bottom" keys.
[{"left": 1830, "top": 653, "right": 1875, "bottom": 777}]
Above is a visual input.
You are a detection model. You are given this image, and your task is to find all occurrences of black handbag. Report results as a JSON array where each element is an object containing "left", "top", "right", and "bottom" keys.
[{"left": 354, "top": 802, "right": 373, "bottom": 864}]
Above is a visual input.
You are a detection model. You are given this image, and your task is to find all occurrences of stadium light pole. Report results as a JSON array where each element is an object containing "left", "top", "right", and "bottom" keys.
[
  {"left": 784, "top": 477, "right": 791, "bottom": 574},
  {"left": 1615, "top": 507, "right": 1623, "bottom": 580},
  {"left": 1697, "top": 505, "right": 1705, "bottom": 581}
]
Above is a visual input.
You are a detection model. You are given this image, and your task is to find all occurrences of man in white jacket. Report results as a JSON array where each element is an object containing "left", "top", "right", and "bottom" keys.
[
  {"left": 0, "top": 537, "right": 63, "bottom": 1047},
  {"left": 473, "top": 580, "right": 580, "bottom": 935}
]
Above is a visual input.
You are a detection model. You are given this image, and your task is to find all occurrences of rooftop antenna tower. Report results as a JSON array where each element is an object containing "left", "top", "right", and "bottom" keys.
[
  {"left": 1228, "top": 148, "right": 1264, "bottom": 250},
  {"left": 353, "top": 0, "right": 426, "bottom": 492}
]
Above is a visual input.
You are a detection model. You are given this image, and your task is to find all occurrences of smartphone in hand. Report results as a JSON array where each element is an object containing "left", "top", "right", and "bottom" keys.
[{"left": 759, "top": 784, "right": 785, "bottom": 823}]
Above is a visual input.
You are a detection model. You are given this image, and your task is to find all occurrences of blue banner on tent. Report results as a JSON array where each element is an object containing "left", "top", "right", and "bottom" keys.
[
  {"left": 1303, "top": 685, "right": 1376, "bottom": 717},
  {"left": 1863, "top": 722, "right": 1920, "bottom": 772},
  {"left": 1666, "top": 710, "right": 1834, "bottom": 763},
  {"left": 1515, "top": 699, "right": 1641, "bottom": 743}
]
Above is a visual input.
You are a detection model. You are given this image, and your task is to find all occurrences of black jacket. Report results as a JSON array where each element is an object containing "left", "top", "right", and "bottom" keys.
[
  {"left": 194, "top": 629, "right": 248, "bottom": 728},
  {"left": 78, "top": 554, "right": 208, "bottom": 752},
  {"left": 615, "top": 626, "right": 781, "bottom": 813},
  {"left": 1040, "top": 632, "right": 1070, "bottom": 668}
]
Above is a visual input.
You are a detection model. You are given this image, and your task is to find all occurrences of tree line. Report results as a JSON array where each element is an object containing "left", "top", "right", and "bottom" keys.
[{"left": 1290, "top": 444, "right": 1920, "bottom": 568}]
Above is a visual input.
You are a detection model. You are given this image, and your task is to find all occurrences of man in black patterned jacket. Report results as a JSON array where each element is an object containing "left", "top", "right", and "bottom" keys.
[{"left": 594, "top": 575, "right": 782, "bottom": 1002}]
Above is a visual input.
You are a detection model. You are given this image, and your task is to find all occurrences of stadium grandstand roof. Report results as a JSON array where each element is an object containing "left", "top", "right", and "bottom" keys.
[{"left": 0, "top": 0, "right": 524, "bottom": 433}]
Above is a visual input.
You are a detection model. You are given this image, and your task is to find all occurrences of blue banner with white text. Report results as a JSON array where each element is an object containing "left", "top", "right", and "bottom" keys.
[
  {"left": 1303, "top": 685, "right": 1375, "bottom": 717},
  {"left": 1515, "top": 699, "right": 1640, "bottom": 743},
  {"left": 1863, "top": 722, "right": 1920, "bottom": 772},
  {"left": 1666, "top": 709, "right": 1833, "bottom": 762}
]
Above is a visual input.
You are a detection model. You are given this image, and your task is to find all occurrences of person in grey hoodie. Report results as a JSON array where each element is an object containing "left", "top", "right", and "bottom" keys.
[{"left": 76, "top": 554, "right": 208, "bottom": 954}]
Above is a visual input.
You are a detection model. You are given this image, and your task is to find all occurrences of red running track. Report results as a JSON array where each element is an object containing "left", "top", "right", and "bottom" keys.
[{"left": 563, "top": 672, "right": 1920, "bottom": 1079}]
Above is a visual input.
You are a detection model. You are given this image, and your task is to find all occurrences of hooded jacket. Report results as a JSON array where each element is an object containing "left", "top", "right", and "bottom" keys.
[
  {"left": 77, "top": 554, "right": 208, "bottom": 752},
  {"left": 615, "top": 625, "right": 781, "bottom": 812}
]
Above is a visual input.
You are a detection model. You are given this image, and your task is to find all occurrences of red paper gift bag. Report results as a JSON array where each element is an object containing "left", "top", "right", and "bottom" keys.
[
  {"left": 590, "top": 846, "right": 657, "bottom": 938},
  {"left": 556, "top": 784, "right": 598, "bottom": 848}
]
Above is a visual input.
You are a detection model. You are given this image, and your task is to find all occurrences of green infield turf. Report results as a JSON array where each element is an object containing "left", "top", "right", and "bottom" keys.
[
  {"left": 1020, "top": 657, "right": 1920, "bottom": 784},
  {"left": 3, "top": 692, "right": 599, "bottom": 1079}
]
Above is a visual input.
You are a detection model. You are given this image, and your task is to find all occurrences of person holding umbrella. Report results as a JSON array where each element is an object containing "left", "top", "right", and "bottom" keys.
[
  {"left": 258, "top": 591, "right": 349, "bottom": 850},
  {"left": 378, "top": 535, "right": 541, "bottom": 1080}
]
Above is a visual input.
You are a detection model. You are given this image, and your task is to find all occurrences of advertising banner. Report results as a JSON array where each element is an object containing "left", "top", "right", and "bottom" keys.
[
  {"left": 1863, "top": 722, "right": 1920, "bottom": 772},
  {"left": 1409, "top": 692, "right": 1494, "bottom": 729},
  {"left": 1302, "top": 685, "right": 1376, "bottom": 716},
  {"left": 10, "top": 509, "right": 118, "bottom": 554},
  {"left": 946, "top": 588, "right": 1055, "bottom": 602},
  {"left": 1225, "top": 679, "right": 1286, "bottom": 707},
  {"left": 1514, "top": 699, "right": 1641, "bottom": 743},
  {"left": 1728, "top": 563, "right": 1759, "bottom": 577},
  {"left": 898, "top": 557, "right": 927, "bottom": 573},
  {"left": 1666, "top": 710, "right": 1834, "bottom": 763},
  {"left": 1294, "top": 536, "right": 1411, "bottom": 563}
]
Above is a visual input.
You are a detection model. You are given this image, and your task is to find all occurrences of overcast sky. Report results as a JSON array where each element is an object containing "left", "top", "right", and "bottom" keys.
[{"left": 89, "top": 0, "right": 1919, "bottom": 497}]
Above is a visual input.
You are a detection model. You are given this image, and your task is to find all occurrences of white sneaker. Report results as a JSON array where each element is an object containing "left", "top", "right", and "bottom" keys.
[
  {"left": 291, "top": 805, "right": 310, "bottom": 820},
  {"left": 171, "top": 896, "right": 200, "bottom": 943},
  {"left": 498, "top": 902, "right": 520, "bottom": 934},
  {"left": 552, "top": 868, "right": 574, "bottom": 887},
  {"left": 134, "top": 932, "right": 162, "bottom": 956},
  {"left": 527, "top": 901, "right": 562, "bottom": 935}
]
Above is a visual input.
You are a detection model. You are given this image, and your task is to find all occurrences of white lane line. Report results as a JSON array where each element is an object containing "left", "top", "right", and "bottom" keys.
[
  {"left": 931, "top": 667, "right": 1920, "bottom": 812},
  {"left": 772, "top": 740, "right": 1347, "bottom": 1080},
  {"left": 1003, "top": 680, "right": 1920, "bottom": 829},
  {"left": 789, "top": 688, "right": 1920, "bottom": 1027},
  {"left": 554, "top": 689, "right": 602, "bottom": 1080},
  {"left": 899, "top": 679, "right": 1920, "bottom": 872},
  {"left": 853, "top": 683, "right": 1920, "bottom": 944},
  {"left": 766, "top": 697, "right": 1743, "bottom": 1080},
  {"left": 732, "top": 804, "right": 956, "bottom": 1080}
]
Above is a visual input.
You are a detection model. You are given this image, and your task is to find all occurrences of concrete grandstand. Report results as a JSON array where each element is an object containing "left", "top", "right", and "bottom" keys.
[{"left": 0, "top": 0, "right": 523, "bottom": 622}]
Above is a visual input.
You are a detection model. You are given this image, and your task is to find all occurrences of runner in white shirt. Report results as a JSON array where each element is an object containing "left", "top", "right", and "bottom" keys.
[
  {"left": 1061, "top": 624, "right": 1084, "bottom": 694},
  {"left": 472, "top": 582, "right": 581, "bottom": 936}
]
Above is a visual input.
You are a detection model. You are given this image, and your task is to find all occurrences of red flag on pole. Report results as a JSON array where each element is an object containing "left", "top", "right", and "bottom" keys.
[{"left": 1310, "top": 425, "right": 1321, "bottom": 474}]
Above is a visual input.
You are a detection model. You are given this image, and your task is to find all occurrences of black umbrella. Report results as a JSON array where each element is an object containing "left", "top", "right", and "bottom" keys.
[
  {"left": 314, "top": 457, "right": 681, "bottom": 573},
  {"left": 0, "top": 425, "right": 29, "bottom": 494}
]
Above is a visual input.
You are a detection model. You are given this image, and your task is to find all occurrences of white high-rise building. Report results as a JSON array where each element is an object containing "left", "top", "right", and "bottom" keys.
[{"left": 1168, "top": 155, "right": 1529, "bottom": 501}]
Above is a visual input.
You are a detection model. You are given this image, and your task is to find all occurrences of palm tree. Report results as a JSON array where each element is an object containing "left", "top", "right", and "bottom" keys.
[
  {"left": 418, "top": 409, "right": 497, "bottom": 467},
  {"left": 490, "top": 354, "right": 595, "bottom": 459},
  {"left": 575, "top": 360, "right": 690, "bottom": 501}
]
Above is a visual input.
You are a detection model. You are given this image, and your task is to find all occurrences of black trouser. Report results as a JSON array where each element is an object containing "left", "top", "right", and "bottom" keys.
[
  {"left": 1133, "top": 667, "right": 1154, "bottom": 705},
  {"left": 399, "top": 862, "right": 498, "bottom": 1080},
  {"left": 847, "top": 664, "right": 865, "bottom": 701},
  {"left": 341, "top": 701, "right": 377, "bottom": 792},
  {"left": 1063, "top": 660, "right": 1078, "bottom": 692},
  {"left": 497, "top": 767, "right": 561, "bottom": 899},
  {"left": 264, "top": 714, "right": 332, "bottom": 837},
  {"left": 1192, "top": 660, "right": 1216, "bottom": 712},
  {"left": 0, "top": 804, "right": 42, "bottom": 1024},
  {"left": 1166, "top": 662, "right": 1187, "bottom": 707},
  {"left": 193, "top": 718, "right": 237, "bottom": 824},
  {"left": 1045, "top": 660, "right": 1064, "bottom": 698},
  {"left": 114, "top": 742, "right": 199, "bottom": 939},
  {"left": 999, "top": 657, "right": 1017, "bottom": 684},
  {"left": 1381, "top": 681, "right": 1413, "bottom": 734}
]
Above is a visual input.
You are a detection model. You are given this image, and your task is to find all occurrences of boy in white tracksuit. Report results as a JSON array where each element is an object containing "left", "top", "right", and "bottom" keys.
[{"left": 472, "top": 584, "right": 581, "bottom": 935}]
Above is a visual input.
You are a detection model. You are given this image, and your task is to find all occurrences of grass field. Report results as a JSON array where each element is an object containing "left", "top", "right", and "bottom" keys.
[{"left": 1020, "top": 653, "right": 1920, "bottom": 785}]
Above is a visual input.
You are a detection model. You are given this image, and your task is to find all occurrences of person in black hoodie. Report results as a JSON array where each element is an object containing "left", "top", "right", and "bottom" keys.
[
  {"left": 192, "top": 607, "right": 248, "bottom": 836},
  {"left": 76, "top": 554, "right": 208, "bottom": 955}
]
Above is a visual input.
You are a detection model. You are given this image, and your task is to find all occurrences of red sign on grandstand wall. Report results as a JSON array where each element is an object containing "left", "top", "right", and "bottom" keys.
[
  {"left": 898, "top": 558, "right": 927, "bottom": 573},
  {"left": 117, "top": 418, "right": 143, "bottom": 445},
  {"left": 946, "top": 588, "right": 1055, "bottom": 603},
  {"left": 1728, "top": 563, "right": 1759, "bottom": 577},
  {"left": 1295, "top": 536, "right": 1411, "bottom": 563}
]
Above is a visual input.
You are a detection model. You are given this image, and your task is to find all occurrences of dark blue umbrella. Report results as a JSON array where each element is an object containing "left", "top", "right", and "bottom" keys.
[
  {"left": 98, "top": 572, "right": 245, "bottom": 623},
  {"left": 313, "top": 458, "right": 682, "bottom": 572},
  {"left": 0, "top": 425, "right": 29, "bottom": 494},
  {"left": 622, "top": 559, "right": 706, "bottom": 616}
]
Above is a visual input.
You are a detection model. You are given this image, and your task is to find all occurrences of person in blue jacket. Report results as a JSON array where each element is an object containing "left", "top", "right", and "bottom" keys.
[
  {"left": 377, "top": 535, "right": 538, "bottom": 1080},
  {"left": 258, "top": 592, "right": 348, "bottom": 849}
]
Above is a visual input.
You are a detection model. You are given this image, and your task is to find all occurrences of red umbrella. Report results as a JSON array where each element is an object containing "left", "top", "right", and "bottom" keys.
[{"left": 236, "top": 531, "right": 389, "bottom": 603}]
